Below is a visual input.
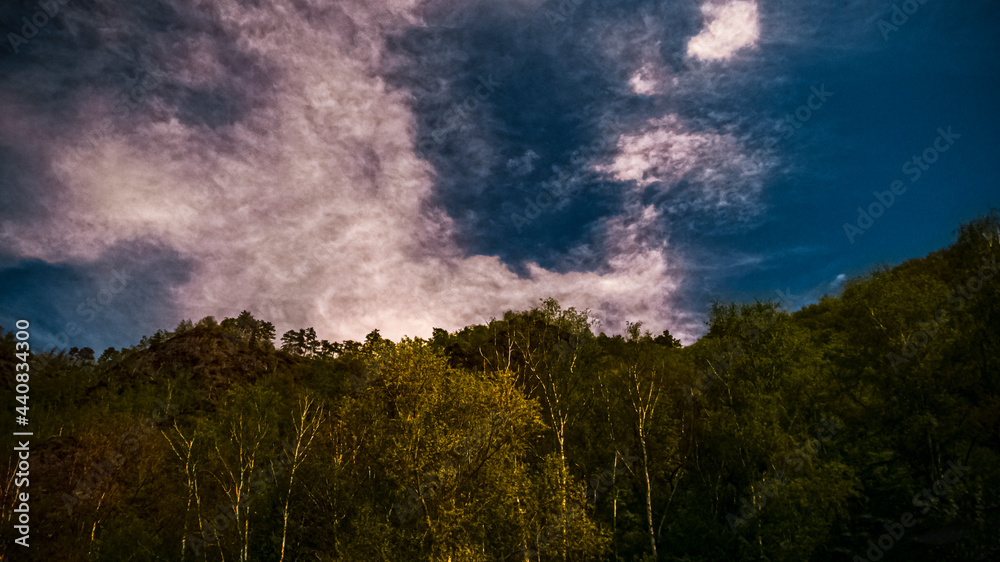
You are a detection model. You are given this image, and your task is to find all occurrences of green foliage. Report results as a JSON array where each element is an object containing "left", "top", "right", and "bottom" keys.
[{"left": 2, "top": 213, "right": 999, "bottom": 561}]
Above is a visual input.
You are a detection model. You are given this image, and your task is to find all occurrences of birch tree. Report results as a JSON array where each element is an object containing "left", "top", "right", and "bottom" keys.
[{"left": 279, "top": 394, "right": 324, "bottom": 562}]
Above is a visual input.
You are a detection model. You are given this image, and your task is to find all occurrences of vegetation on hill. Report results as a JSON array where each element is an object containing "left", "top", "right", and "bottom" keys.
[{"left": 2, "top": 212, "right": 999, "bottom": 561}]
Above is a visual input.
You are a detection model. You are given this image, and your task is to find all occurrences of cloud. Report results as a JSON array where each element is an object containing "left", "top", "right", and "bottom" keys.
[
  {"left": 687, "top": 0, "right": 760, "bottom": 62},
  {"left": 628, "top": 65, "right": 660, "bottom": 95},
  {"left": 0, "top": 0, "right": 699, "bottom": 344},
  {"left": 597, "top": 114, "right": 773, "bottom": 221}
]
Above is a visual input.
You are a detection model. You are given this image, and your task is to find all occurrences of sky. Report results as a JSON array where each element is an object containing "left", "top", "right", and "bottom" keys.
[{"left": 0, "top": 0, "right": 997, "bottom": 352}]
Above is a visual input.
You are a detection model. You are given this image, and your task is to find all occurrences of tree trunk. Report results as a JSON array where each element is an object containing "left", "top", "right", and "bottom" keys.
[
  {"left": 280, "top": 396, "right": 322, "bottom": 562},
  {"left": 640, "top": 428, "right": 657, "bottom": 560}
]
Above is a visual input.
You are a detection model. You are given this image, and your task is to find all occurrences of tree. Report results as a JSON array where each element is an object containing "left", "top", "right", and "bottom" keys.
[
  {"left": 205, "top": 384, "right": 280, "bottom": 561},
  {"left": 653, "top": 329, "right": 681, "bottom": 349},
  {"left": 279, "top": 394, "right": 324, "bottom": 562},
  {"left": 160, "top": 420, "right": 202, "bottom": 560}
]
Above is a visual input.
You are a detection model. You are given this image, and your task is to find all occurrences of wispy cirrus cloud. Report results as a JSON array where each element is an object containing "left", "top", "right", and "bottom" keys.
[
  {"left": 598, "top": 114, "right": 774, "bottom": 222},
  {"left": 0, "top": 0, "right": 702, "bottom": 344},
  {"left": 7, "top": 0, "right": 963, "bottom": 350}
]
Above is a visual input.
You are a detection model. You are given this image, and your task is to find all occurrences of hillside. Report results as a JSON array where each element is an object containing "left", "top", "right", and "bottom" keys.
[{"left": 1, "top": 213, "right": 998, "bottom": 561}]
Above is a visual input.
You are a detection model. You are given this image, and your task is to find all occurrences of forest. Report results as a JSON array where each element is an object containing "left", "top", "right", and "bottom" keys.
[{"left": 1, "top": 212, "right": 998, "bottom": 561}]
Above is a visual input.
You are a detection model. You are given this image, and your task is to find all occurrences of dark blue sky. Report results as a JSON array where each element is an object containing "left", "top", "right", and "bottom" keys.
[{"left": 1, "top": 0, "right": 997, "bottom": 351}]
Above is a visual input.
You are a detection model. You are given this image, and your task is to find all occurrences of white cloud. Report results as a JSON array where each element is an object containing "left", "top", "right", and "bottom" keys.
[
  {"left": 598, "top": 114, "right": 771, "bottom": 219},
  {"left": 687, "top": 1, "right": 760, "bottom": 62},
  {"left": 1, "top": 0, "right": 699, "bottom": 343},
  {"left": 628, "top": 65, "right": 659, "bottom": 95}
]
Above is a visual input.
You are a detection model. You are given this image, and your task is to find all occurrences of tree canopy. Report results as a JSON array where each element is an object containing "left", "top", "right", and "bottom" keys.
[{"left": 1, "top": 212, "right": 999, "bottom": 561}]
